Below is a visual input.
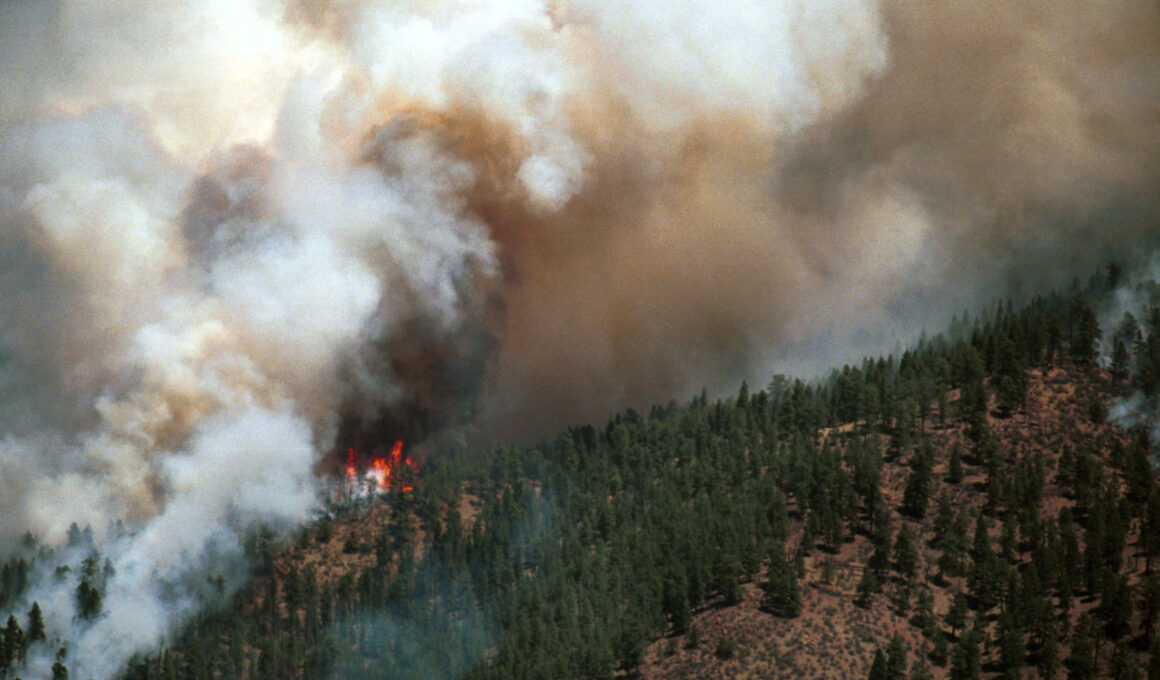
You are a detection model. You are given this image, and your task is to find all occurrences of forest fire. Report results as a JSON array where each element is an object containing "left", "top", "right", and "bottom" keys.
[{"left": 344, "top": 440, "right": 416, "bottom": 493}]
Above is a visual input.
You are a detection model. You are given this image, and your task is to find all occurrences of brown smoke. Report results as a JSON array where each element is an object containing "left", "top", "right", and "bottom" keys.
[
  {"left": 384, "top": 0, "right": 1160, "bottom": 442},
  {"left": 1, "top": 1, "right": 1159, "bottom": 675}
]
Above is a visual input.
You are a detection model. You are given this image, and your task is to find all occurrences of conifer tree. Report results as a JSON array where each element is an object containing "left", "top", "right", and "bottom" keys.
[
  {"left": 913, "top": 587, "right": 935, "bottom": 637},
  {"left": 1111, "top": 339, "right": 1130, "bottom": 381},
  {"left": 4, "top": 614, "right": 25, "bottom": 668},
  {"left": 26, "top": 601, "right": 44, "bottom": 643},
  {"left": 995, "top": 610, "right": 1024, "bottom": 680},
  {"left": 945, "top": 590, "right": 968, "bottom": 638},
  {"left": 1067, "top": 613, "right": 1098, "bottom": 680},
  {"left": 760, "top": 541, "right": 801, "bottom": 618},
  {"left": 893, "top": 524, "right": 919, "bottom": 585},
  {"left": 950, "top": 625, "right": 982, "bottom": 680},
  {"left": 1108, "top": 640, "right": 1137, "bottom": 680},
  {"left": 869, "top": 523, "right": 894, "bottom": 581},
  {"left": 932, "top": 515, "right": 969, "bottom": 580},
  {"left": 902, "top": 446, "right": 933, "bottom": 519},
  {"left": 868, "top": 648, "right": 888, "bottom": 680},
  {"left": 931, "top": 634, "right": 949, "bottom": 667},
  {"left": 993, "top": 333, "right": 1027, "bottom": 416},
  {"left": 947, "top": 446, "right": 964, "bottom": 485},
  {"left": 1096, "top": 572, "right": 1133, "bottom": 641},
  {"left": 967, "top": 514, "right": 1002, "bottom": 610},
  {"left": 856, "top": 569, "right": 880, "bottom": 609},
  {"left": 1039, "top": 633, "right": 1060, "bottom": 680},
  {"left": 885, "top": 633, "right": 907, "bottom": 680},
  {"left": 794, "top": 528, "right": 810, "bottom": 579},
  {"left": 1070, "top": 293, "right": 1101, "bottom": 367}
]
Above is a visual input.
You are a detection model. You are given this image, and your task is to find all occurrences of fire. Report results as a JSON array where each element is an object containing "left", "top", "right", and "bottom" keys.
[
  {"left": 344, "top": 439, "right": 416, "bottom": 493},
  {"left": 346, "top": 447, "right": 358, "bottom": 480}
]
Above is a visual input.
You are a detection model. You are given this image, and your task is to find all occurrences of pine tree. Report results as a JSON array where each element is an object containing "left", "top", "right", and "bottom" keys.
[
  {"left": 76, "top": 577, "right": 102, "bottom": 621},
  {"left": 1112, "top": 339, "right": 1131, "bottom": 381},
  {"left": 26, "top": 601, "right": 44, "bottom": 643},
  {"left": 869, "top": 523, "right": 894, "bottom": 580},
  {"left": 1109, "top": 640, "right": 1137, "bottom": 680},
  {"left": 1140, "top": 334, "right": 1160, "bottom": 396},
  {"left": 913, "top": 587, "right": 935, "bottom": 637},
  {"left": 1066, "top": 613, "right": 1097, "bottom": 680},
  {"left": 936, "top": 510, "right": 969, "bottom": 580},
  {"left": 66, "top": 522, "right": 82, "bottom": 548},
  {"left": 794, "top": 529, "right": 809, "bottom": 579},
  {"left": 4, "top": 615, "right": 25, "bottom": 667},
  {"left": 1018, "top": 568, "right": 1055, "bottom": 652},
  {"left": 760, "top": 542, "right": 801, "bottom": 618},
  {"left": 0, "top": 621, "right": 10, "bottom": 671},
  {"left": 932, "top": 492, "right": 955, "bottom": 541},
  {"left": 993, "top": 333, "right": 1027, "bottom": 416},
  {"left": 995, "top": 610, "right": 1024, "bottom": 679},
  {"left": 1097, "top": 572, "right": 1133, "bottom": 641},
  {"left": 662, "top": 569, "right": 691, "bottom": 634},
  {"left": 996, "top": 518, "right": 1015, "bottom": 565},
  {"left": 967, "top": 514, "right": 1001, "bottom": 610},
  {"left": 885, "top": 633, "right": 907, "bottom": 680},
  {"left": 868, "top": 648, "right": 889, "bottom": 680},
  {"left": 686, "top": 621, "right": 700, "bottom": 650},
  {"left": 856, "top": 569, "right": 880, "bottom": 609},
  {"left": 902, "top": 446, "right": 933, "bottom": 519},
  {"left": 950, "top": 625, "right": 982, "bottom": 680},
  {"left": 947, "top": 446, "right": 964, "bottom": 485},
  {"left": 931, "top": 633, "right": 949, "bottom": 667},
  {"left": 1070, "top": 293, "right": 1101, "bottom": 367},
  {"left": 946, "top": 590, "right": 968, "bottom": 638},
  {"left": 1039, "top": 633, "right": 1060, "bottom": 680},
  {"left": 893, "top": 525, "right": 919, "bottom": 584}
]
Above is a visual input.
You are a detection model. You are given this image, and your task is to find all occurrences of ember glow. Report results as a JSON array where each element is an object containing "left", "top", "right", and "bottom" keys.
[{"left": 345, "top": 447, "right": 359, "bottom": 482}]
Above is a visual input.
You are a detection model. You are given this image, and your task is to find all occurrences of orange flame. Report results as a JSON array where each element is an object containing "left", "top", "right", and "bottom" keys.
[
  {"left": 345, "top": 447, "right": 358, "bottom": 482},
  {"left": 370, "top": 439, "right": 415, "bottom": 491},
  {"left": 347, "top": 440, "right": 416, "bottom": 493}
]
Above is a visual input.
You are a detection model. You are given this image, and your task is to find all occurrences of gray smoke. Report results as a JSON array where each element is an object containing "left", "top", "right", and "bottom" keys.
[{"left": 0, "top": 0, "right": 1158, "bottom": 677}]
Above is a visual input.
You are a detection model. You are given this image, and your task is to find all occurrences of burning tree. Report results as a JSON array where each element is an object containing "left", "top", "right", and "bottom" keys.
[{"left": 343, "top": 440, "right": 418, "bottom": 495}]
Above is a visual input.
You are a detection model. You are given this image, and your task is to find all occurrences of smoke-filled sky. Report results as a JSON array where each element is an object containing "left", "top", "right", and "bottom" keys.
[{"left": 0, "top": 0, "right": 1158, "bottom": 676}]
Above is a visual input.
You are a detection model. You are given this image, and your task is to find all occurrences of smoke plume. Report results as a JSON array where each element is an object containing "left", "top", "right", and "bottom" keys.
[{"left": 0, "top": 0, "right": 1158, "bottom": 676}]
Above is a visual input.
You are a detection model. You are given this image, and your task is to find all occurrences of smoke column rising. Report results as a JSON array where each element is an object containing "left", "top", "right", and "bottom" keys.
[{"left": 0, "top": 0, "right": 1158, "bottom": 676}]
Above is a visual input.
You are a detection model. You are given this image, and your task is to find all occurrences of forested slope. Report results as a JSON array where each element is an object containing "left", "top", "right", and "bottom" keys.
[{"left": 3, "top": 269, "right": 1160, "bottom": 679}]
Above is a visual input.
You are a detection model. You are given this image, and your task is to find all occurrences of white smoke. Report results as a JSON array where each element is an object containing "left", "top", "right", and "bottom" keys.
[
  {"left": 0, "top": 0, "right": 521, "bottom": 675},
  {"left": 1, "top": 0, "right": 1158, "bottom": 677},
  {"left": 1102, "top": 256, "right": 1160, "bottom": 454}
]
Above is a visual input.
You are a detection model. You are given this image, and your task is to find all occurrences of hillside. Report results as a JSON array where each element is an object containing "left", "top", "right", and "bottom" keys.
[
  {"left": 637, "top": 363, "right": 1144, "bottom": 679},
  {"left": 104, "top": 277, "right": 1160, "bottom": 680},
  {"left": 3, "top": 275, "right": 1160, "bottom": 680}
]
